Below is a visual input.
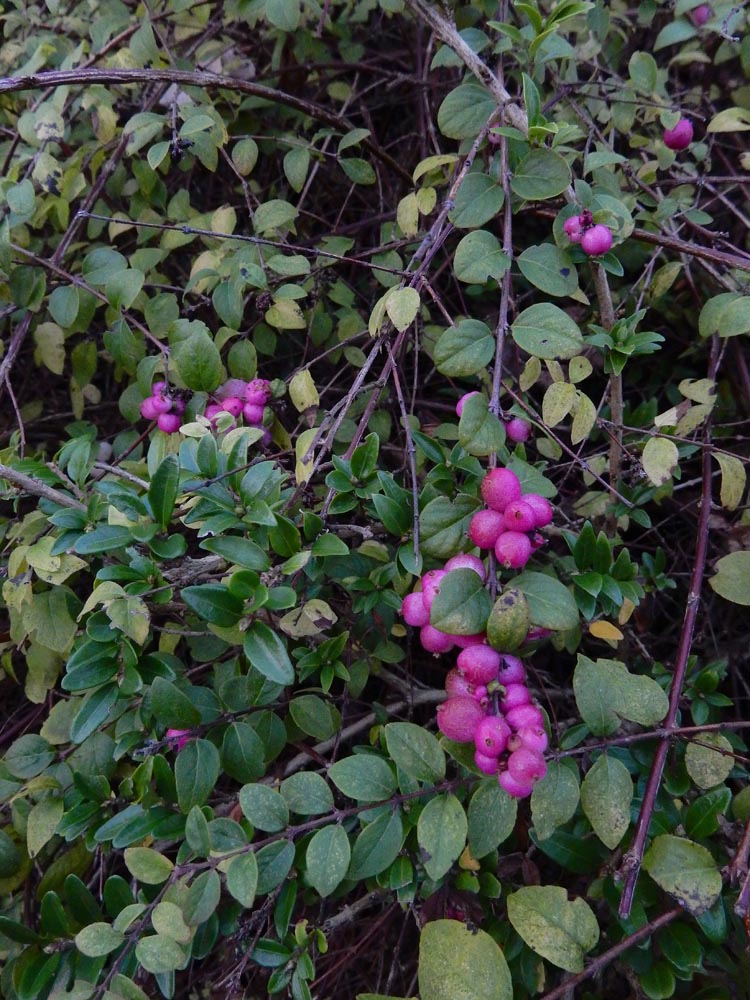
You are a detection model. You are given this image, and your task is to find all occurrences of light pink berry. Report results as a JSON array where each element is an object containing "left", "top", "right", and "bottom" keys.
[
  {"left": 453, "top": 632, "right": 487, "bottom": 649},
  {"left": 474, "top": 715, "right": 511, "bottom": 757},
  {"left": 690, "top": 3, "right": 711, "bottom": 25},
  {"left": 457, "top": 645, "right": 502, "bottom": 685},
  {"left": 506, "top": 417, "right": 531, "bottom": 443},
  {"left": 205, "top": 403, "right": 223, "bottom": 421},
  {"left": 469, "top": 509, "right": 506, "bottom": 549},
  {"left": 494, "top": 531, "right": 532, "bottom": 569},
  {"left": 216, "top": 379, "right": 248, "bottom": 401},
  {"left": 444, "top": 553, "right": 486, "bottom": 580},
  {"left": 243, "top": 403, "right": 265, "bottom": 425},
  {"left": 663, "top": 118, "right": 694, "bottom": 151},
  {"left": 501, "top": 683, "right": 532, "bottom": 712},
  {"left": 421, "top": 569, "right": 446, "bottom": 611},
  {"left": 401, "top": 592, "right": 430, "bottom": 627},
  {"left": 420, "top": 625, "right": 454, "bottom": 655},
  {"left": 580, "top": 224, "right": 613, "bottom": 257},
  {"left": 474, "top": 750, "right": 500, "bottom": 775},
  {"left": 508, "top": 747, "right": 547, "bottom": 784},
  {"left": 222, "top": 396, "right": 244, "bottom": 417},
  {"left": 505, "top": 703, "right": 544, "bottom": 731},
  {"left": 521, "top": 493, "right": 554, "bottom": 528},
  {"left": 481, "top": 468, "right": 522, "bottom": 513},
  {"left": 245, "top": 379, "right": 272, "bottom": 406},
  {"left": 498, "top": 655, "right": 526, "bottom": 685},
  {"left": 152, "top": 381, "right": 168, "bottom": 394},
  {"left": 456, "top": 391, "right": 481, "bottom": 417},
  {"left": 517, "top": 726, "right": 549, "bottom": 754},
  {"left": 157, "top": 412, "right": 182, "bottom": 434},
  {"left": 436, "top": 696, "right": 485, "bottom": 742},
  {"left": 140, "top": 396, "right": 161, "bottom": 420},
  {"left": 563, "top": 215, "right": 584, "bottom": 243},
  {"left": 171, "top": 398, "right": 186, "bottom": 416},
  {"left": 498, "top": 770, "right": 534, "bottom": 799},
  {"left": 503, "top": 500, "right": 537, "bottom": 533},
  {"left": 445, "top": 669, "right": 477, "bottom": 700},
  {"left": 166, "top": 728, "right": 191, "bottom": 751},
  {"left": 150, "top": 394, "right": 173, "bottom": 415}
]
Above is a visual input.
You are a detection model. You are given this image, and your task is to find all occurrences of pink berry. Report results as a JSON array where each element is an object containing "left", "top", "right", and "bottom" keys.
[
  {"left": 469, "top": 509, "right": 506, "bottom": 549},
  {"left": 472, "top": 685, "right": 488, "bottom": 706},
  {"left": 150, "top": 394, "right": 173, "bottom": 415},
  {"left": 436, "top": 697, "right": 485, "bottom": 742},
  {"left": 243, "top": 403, "right": 265, "bottom": 425},
  {"left": 498, "top": 770, "right": 534, "bottom": 799},
  {"left": 260, "top": 429, "right": 272, "bottom": 448},
  {"left": 140, "top": 396, "right": 161, "bottom": 420},
  {"left": 503, "top": 500, "right": 537, "bottom": 533},
  {"left": 453, "top": 632, "right": 487, "bottom": 649},
  {"left": 563, "top": 215, "right": 584, "bottom": 243},
  {"left": 222, "top": 396, "right": 244, "bottom": 417},
  {"left": 481, "top": 468, "right": 522, "bottom": 513},
  {"left": 524, "top": 626, "right": 552, "bottom": 643},
  {"left": 517, "top": 726, "right": 549, "bottom": 754},
  {"left": 205, "top": 403, "right": 223, "bottom": 421},
  {"left": 445, "top": 669, "right": 477, "bottom": 700},
  {"left": 421, "top": 569, "right": 446, "bottom": 611},
  {"left": 497, "top": 655, "right": 526, "bottom": 685},
  {"left": 457, "top": 645, "right": 502, "bottom": 686},
  {"left": 420, "top": 625, "right": 454, "bottom": 655},
  {"left": 474, "top": 715, "right": 511, "bottom": 757},
  {"left": 663, "top": 118, "right": 694, "bottom": 151},
  {"left": 166, "top": 728, "right": 191, "bottom": 751},
  {"left": 505, "top": 703, "right": 544, "bottom": 731},
  {"left": 157, "top": 412, "right": 182, "bottom": 434},
  {"left": 580, "top": 224, "right": 613, "bottom": 257},
  {"left": 456, "top": 391, "right": 481, "bottom": 417},
  {"left": 690, "top": 3, "right": 711, "bottom": 25},
  {"left": 494, "top": 531, "right": 532, "bottom": 569},
  {"left": 508, "top": 747, "right": 547, "bottom": 785},
  {"left": 171, "top": 398, "right": 186, "bottom": 416},
  {"left": 501, "top": 683, "right": 532, "bottom": 712},
  {"left": 152, "top": 381, "right": 168, "bottom": 394},
  {"left": 474, "top": 750, "right": 500, "bottom": 775},
  {"left": 521, "top": 493, "right": 554, "bottom": 528},
  {"left": 245, "top": 379, "right": 272, "bottom": 406},
  {"left": 506, "top": 417, "right": 531, "bottom": 443},
  {"left": 401, "top": 592, "right": 430, "bottom": 627},
  {"left": 444, "top": 553, "right": 486, "bottom": 580},
  {"left": 216, "top": 379, "right": 248, "bottom": 401}
]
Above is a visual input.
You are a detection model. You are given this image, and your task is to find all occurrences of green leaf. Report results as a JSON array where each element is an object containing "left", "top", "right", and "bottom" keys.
[
  {"left": 511, "top": 149, "right": 571, "bottom": 201},
  {"left": 629, "top": 50, "right": 658, "bottom": 93},
  {"left": 384, "top": 723, "right": 445, "bottom": 782},
  {"left": 707, "top": 107, "right": 750, "bottom": 133},
  {"left": 226, "top": 852, "right": 258, "bottom": 907},
  {"left": 709, "top": 551, "right": 750, "bottom": 605},
  {"left": 135, "top": 934, "right": 187, "bottom": 974},
  {"left": 254, "top": 199, "right": 298, "bottom": 234},
  {"left": 243, "top": 622, "right": 295, "bottom": 685},
  {"left": 152, "top": 901, "right": 192, "bottom": 945},
  {"left": 486, "top": 588, "right": 530, "bottom": 652},
  {"left": 266, "top": 0, "right": 301, "bottom": 29},
  {"left": 419, "top": 495, "right": 478, "bottom": 559},
  {"left": 573, "top": 655, "right": 669, "bottom": 736},
  {"left": 5, "top": 735, "right": 55, "bottom": 778},
  {"left": 124, "top": 847, "right": 174, "bottom": 884},
  {"left": 437, "top": 84, "right": 497, "bottom": 140},
  {"left": 48, "top": 286, "right": 79, "bottom": 327},
  {"left": 183, "top": 870, "right": 221, "bottom": 926},
  {"left": 70, "top": 684, "right": 119, "bottom": 744},
  {"left": 27, "top": 796, "right": 63, "bottom": 858},
  {"left": 507, "top": 886, "right": 599, "bottom": 972},
  {"left": 283, "top": 146, "right": 310, "bottom": 192},
  {"left": 222, "top": 723, "right": 265, "bottom": 782},
  {"left": 200, "top": 535, "right": 270, "bottom": 571},
  {"left": 280, "top": 772, "right": 334, "bottom": 815},
  {"left": 468, "top": 779, "right": 517, "bottom": 857},
  {"left": 150, "top": 677, "right": 201, "bottom": 729},
  {"left": 580, "top": 754, "right": 633, "bottom": 849},
  {"left": 347, "top": 810, "right": 404, "bottom": 879},
  {"left": 328, "top": 755, "right": 396, "bottom": 802},
  {"left": 75, "top": 921, "right": 125, "bottom": 957},
  {"left": 715, "top": 452, "right": 746, "bottom": 510},
  {"left": 513, "top": 571, "right": 579, "bottom": 630},
  {"left": 340, "top": 158, "right": 376, "bottom": 185},
  {"left": 685, "top": 733, "right": 734, "bottom": 789},
  {"left": 417, "top": 794, "right": 468, "bottom": 880},
  {"left": 453, "top": 231, "right": 510, "bottom": 284},
  {"left": 542, "top": 382, "right": 576, "bottom": 428},
  {"left": 458, "top": 392, "right": 506, "bottom": 456},
  {"left": 175, "top": 739, "right": 221, "bottom": 813},
  {"left": 642, "top": 437, "right": 679, "bottom": 487},
  {"left": 430, "top": 569, "right": 493, "bottom": 636},
  {"left": 531, "top": 761, "right": 580, "bottom": 841},
  {"left": 74, "top": 525, "right": 135, "bottom": 554},
  {"left": 434, "top": 319, "right": 495, "bottom": 378},
  {"left": 149, "top": 455, "right": 180, "bottom": 530},
  {"left": 449, "top": 172, "right": 505, "bottom": 229},
  {"left": 306, "top": 824, "right": 351, "bottom": 896},
  {"left": 419, "top": 920, "right": 512, "bottom": 1000},
  {"left": 182, "top": 584, "right": 244, "bottom": 627},
  {"left": 385, "top": 287, "right": 420, "bottom": 332},
  {"left": 685, "top": 787, "right": 731, "bottom": 840},
  {"left": 518, "top": 244, "right": 577, "bottom": 297},
  {"left": 512, "top": 303, "right": 583, "bottom": 359},
  {"left": 173, "top": 331, "right": 224, "bottom": 392},
  {"left": 642, "top": 834, "right": 722, "bottom": 914},
  {"left": 239, "top": 784, "right": 289, "bottom": 832},
  {"left": 185, "top": 806, "right": 211, "bottom": 856}
]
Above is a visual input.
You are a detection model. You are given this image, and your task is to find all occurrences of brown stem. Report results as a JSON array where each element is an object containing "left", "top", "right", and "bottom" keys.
[{"left": 0, "top": 462, "right": 87, "bottom": 511}]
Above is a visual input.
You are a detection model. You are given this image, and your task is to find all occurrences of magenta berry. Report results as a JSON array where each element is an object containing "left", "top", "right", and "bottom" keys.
[
  {"left": 222, "top": 396, "right": 244, "bottom": 417},
  {"left": 517, "top": 725, "right": 549, "bottom": 754},
  {"left": 474, "top": 715, "right": 511, "bottom": 757},
  {"left": 157, "top": 412, "right": 182, "bottom": 434},
  {"left": 457, "top": 645, "right": 501, "bottom": 685},
  {"left": 444, "top": 553, "right": 486, "bottom": 580},
  {"left": 474, "top": 750, "right": 500, "bottom": 775},
  {"left": 469, "top": 509, "right": 506, "bottom": 549},
  {"left": 140, "top": 396, "right": 161, "bottom": 420},
  {"left": 436, "top": 696, "right": 485, "bottom": 742},
  {"left": 481, "top": 468, "right": 522, "bottom": 513},
  {"left": 498, "top": 655, "right": 526, "bottom": 685},
  {"left": 503, "top": 500, "right": 537, "bottom": 533},
  {"left": 150, "top": 394, "right": 173, "bottom": 415},
  {"left": 563, "top": 215, "right": 584, "bottom": 243},
  {"left": 166, "top": 728, "right": 191, "bottom": 751},
  {"left": 494, "top": 531, "right": 532, "bottom": 570},
  {"left": 506, "top": 417, "right": 531, "bottom": 443},
  {"left": 498, "top": 769, "right": 534, "bottom": 799},
  {"left": 580, "top": 224, "right": 613, "bottom": 257},
  {"left": 521, "top": 493, "right": 554, "bottom": 528},
  {"left": 243, "top": 402, "right": 265, "bottom": 425},
  {"left": 151, "top": 380, "right": 167, "bottom": 394},
  {"left": 524, "top": 626, "right": 552, "bottom": 643},
  {"left": 245, "top": 378, "right": 272, "bottom": 406},
  {"left": 401, "top": 592, "right": 430, "bottom": 627},
  {"left": 420, "top": 625, "right": 454, "bottom": 654},
  {"left": 453, "top": 632, "right": 487, "bottom": 649},
  {"left": 205, "top": 403, "right": 223, "bottom": 421},
  {"left": 501, "top": 683, "right": 532, "bottom": 712},
  {"left": 505, "top": 703, "right": 544, "bottom": 731},
  {"left": 456, "top": 391, "right": 481, "bottom": 417},
  {"left": 690, "top": 3, "right": 711, "bottom": 24},
  {"left": 508, "top": 747, "right": 547, "bottom": 785},
  {"left": 420, "top": 569, "right": 446, "bottom": 611},
  {"left": 663, "top": 118, "right": 694, "bottom": 151},
  {"left": 445, "top": 669, "right": 477, "bottom": 700},
  {"left": 216, "top": 378, "right": 248, "bottom": 401}
]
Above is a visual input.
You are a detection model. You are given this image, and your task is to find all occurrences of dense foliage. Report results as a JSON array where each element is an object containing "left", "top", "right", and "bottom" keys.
[{"left": 1, "top": 0, "right": 750, "bottom": 997}]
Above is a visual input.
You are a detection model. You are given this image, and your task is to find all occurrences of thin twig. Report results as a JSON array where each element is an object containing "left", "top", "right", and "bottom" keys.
[{"left": 0, "top": 463, "right": 87, "bottom": 511}]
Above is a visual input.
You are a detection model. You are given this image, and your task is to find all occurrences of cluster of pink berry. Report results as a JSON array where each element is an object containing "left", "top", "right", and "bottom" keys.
[
  {"left": 469, "top": 467, "right": 553, "bottom": 570},
  {"left": 437, "top": 652, "right": 547, "bottom": 798},
  {"left": 205, "top": 377, "right": 272, "bottom": 432},
  {"left": 563, "top": 210, "right": 613, "bottom": 256},
  {"left": 139, "top": 381, "right": 186, "bottom": 434},
  {"left": 402, "top": 553, "right": 491, "bottom": 655}
]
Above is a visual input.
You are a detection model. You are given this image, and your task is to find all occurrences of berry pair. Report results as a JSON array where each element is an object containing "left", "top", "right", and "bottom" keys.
[
  {"left": 139, "top": 381, "right": 186, "bottom": 434},
  {"left": 563, "top": 212, "right": 613, "bottom": 256}
]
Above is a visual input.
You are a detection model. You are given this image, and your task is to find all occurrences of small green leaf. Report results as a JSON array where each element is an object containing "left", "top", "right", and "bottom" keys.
[
  {"left": 642, "top": 834, "right": 722, "bottom": 914},
  {"left": 150, "top": 677, "right": 201, "bottom": 729},
  {"left": 149, "top": 455, "right": 180, "bottom": 530},
  {"left": 458, "top": 393, "right": 505, "bottom": 456},
  {"left": 124, "top": 847, "right": 174, "bottom": 884},
  {"left": 468, "top": 779, "right": 518, "bottom": 857},
  {"left": 385, "top": 287, "right": 420, "bottom": 331},
  {"left": 75, "top": 921, "right": 125, "bottom": 958},
  {"left": 512, "top": 303, "right": 583, "bottom": 359},
  {"left": 182, "top": 584, "right": 244, "bottom": 627},
  {"left": 417, "top": 794, "right": 468, "bottom": 880},
  {"left": 449, "top": 172, "right": 505, "bottom": 228},
  {"left": 518, "top": 244, "right": 577, "bottom": 297},
  {"left": 531, "top": 762, "right": 580, "bottom": 841},
  {"left": 173, "top": 331, "right": 224, "bottom": 392},
  {"left": 437, "top": 84, "right": 497, "bottom": 139},
  {"left": 580, "top": 754, "right": 633, "bottom": 849},
  {"left": 243, "top": 622, "right": 295, "bottom": 685},
  {"left": 280, "top": 772, "right": 333, "bottom": 815},
  {"left": 328, "top": 755, "right": 397, "bottom": 802},
  {"left": 347, "top": 810, "right": 404, "bottom": 879},
  {"left": 135, "top": 934, "right": 187, "bottom": 974},
  {"left": 430, "top": 569, "right": 493, "bottom": 636},
  {"left": 454, "top": 231, "right": 510, "bottom": 284},
  {"left": 573, "top": 655, "right": 669, "bottom": 736},
  {"left": 709, "top": 551, "right": 750, "bottom": 605},
  {"left": 507, "top": 886, "right": 599, "bottom": 972},
  {"left": 511, "top": 149, "right": 571, "bottom": 201},
  {"left": 306, "top": 825, "right": 351, "bottom": 896},
  {"left": 419, "top": 495, "right": 478, "bottom": 559},
  {"left": 419, "top": 920, "right": 512, "bottom": 1000},
  {"left": 685, "top": 733, "right": 734, "bottom": 789},
  {"left": 642, "top": 437, "right": 679, "bottom": 487},
  {"left": 175, "top": 739, "right": 221, "bottom": 813},
  {"left": 27, "top": 796, "right": 63, "bottom": 858},
  {"left": 226, "top": 852, "right": 258, "bottom": 907},
  {"left": 384, "top": 723, "right": 445, "bottom": 782},
  {"left": 239, "top": 784, "right": 289, "bottom": 832}
]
